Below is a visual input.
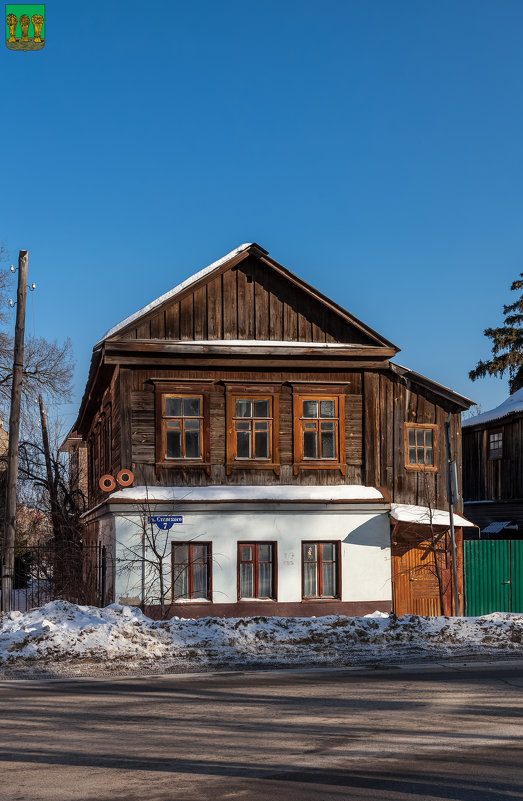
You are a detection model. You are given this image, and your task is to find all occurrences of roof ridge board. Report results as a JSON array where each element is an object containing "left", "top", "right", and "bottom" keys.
[{"left": 258, "top": 253, "right": 399, "bottom": 352}]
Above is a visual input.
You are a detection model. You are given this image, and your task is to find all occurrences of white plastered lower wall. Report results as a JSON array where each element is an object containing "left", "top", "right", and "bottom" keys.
[{"left": 112, "top": 505, "right": 392, "bottom": 607}]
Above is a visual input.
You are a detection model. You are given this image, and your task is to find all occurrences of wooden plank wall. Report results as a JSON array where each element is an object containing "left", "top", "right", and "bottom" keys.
[
  {"left": 125, "top": 367, "right": 364, "bottom": 489},
  {"left": 363, "top": 372, "right": 462, "bottom": 510},
  {"left": 118, "top": 257, "right": 375, "bottom": 346},
  {"left": 85, "top": 364, "right": 463, "bottom": 511},
  {"left": 463, "top": 416, "right": 523, "bottom": 502}
]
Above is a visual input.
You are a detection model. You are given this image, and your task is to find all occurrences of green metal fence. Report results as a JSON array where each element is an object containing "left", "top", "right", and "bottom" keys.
[{"left": 464, "top": 540, "right": 523, "bottom": 615}]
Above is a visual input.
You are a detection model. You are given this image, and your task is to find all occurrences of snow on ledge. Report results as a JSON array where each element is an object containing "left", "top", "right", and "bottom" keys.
[
  {"left": 109, "top": 485, "right": 384, "bottom": 503},
  {"left": 96, "top": 243, "right": 253, "bottom": 346},
  {"left": 462, "top": 388, "right": 523, "bottom": 428},
  {"left": 391, "top": 503, "right": 475, "bottom": 527}
]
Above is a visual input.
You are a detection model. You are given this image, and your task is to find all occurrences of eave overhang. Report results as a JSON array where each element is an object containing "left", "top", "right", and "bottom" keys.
[{"left": 390, "top": 363, "right": 474, "bottom": 411}]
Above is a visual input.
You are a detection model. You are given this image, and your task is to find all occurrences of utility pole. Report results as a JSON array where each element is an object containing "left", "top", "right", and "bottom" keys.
[
  {"left": 445, "top": 414, "right": 460, "bottom": 617},
  {"left": 1, "top": 251, "right": 28, "bottom": 613}
]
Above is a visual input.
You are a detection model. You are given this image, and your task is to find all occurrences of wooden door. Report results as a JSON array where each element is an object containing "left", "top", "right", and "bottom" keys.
[{"left": 392, "top": 535, "right": 447, "bottom": 616}]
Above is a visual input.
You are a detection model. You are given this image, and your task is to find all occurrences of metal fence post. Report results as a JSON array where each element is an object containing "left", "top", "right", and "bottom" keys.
[{"left": 101, "top": 545, "right": 107, "bottom": 608}]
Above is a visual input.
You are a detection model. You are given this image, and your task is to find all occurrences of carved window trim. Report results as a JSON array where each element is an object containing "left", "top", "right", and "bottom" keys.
[
  {"left": 153, "top": 381, "right": 213, "bottom": 472},
  {"left": 291, "top": 385, "right": 346, "bottom": 476},
  {"left": 224, "top": 383, "right": 281, "bottom": 475}
]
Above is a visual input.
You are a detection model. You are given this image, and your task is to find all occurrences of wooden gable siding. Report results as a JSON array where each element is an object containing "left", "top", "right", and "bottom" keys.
[
  {"left": 463, "top": 415, "right": 523, "bottom": 502},
  {"left": 116, "top": 257, "right": 377, "bottom": 346}
]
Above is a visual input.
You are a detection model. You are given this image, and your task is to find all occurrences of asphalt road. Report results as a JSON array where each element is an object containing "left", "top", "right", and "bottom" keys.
[{"left": 1, "top": 661, "right": 523, "bottom": 801}]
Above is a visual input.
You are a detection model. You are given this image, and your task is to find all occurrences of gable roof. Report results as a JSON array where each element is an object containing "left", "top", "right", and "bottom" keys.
[
  {"left": 462, "top": 387, "right": 523, "bottom": 428},
  {"left": 94, "top": 242, "right": 398, "bottom": 351}
]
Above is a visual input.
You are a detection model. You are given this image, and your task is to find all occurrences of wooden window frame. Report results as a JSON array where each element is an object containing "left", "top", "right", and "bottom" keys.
[
  {"left": 292, "top": 390, "right": 346, "bottom": 475},
  {"left": 488, "top": 429, "right": 503, "bottom": 460},
  {"left": 404, "top": 423, "right": 438, "bottom": 472},
  {"left": 225, "top": 383, "right": 280, "bottom": 475},
  {"left": 171, "top": 541, "right": 212, "bottom": 601},
  {"left": 161, "top": 394, "right": 204, "bottom": 459},
  {"left": 301, "top": 540, "right": 341, "bottom": 600},
  {"left": 154, "top": 381, "right": 212, "bottom": 472},
  {"left": 237, "top": 542, "right": 277, "bottom": 601}
]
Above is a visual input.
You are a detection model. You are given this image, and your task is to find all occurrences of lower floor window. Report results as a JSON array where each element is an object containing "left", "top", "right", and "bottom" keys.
[
  {"left": 238, "top": 542, "right": 275, "bottom": 599},
  {"left": 302, "top": 541, "right": 340, "bottom": 599},
  {"left": 172, "top": 542, "right": 211, "bottom": 600}
]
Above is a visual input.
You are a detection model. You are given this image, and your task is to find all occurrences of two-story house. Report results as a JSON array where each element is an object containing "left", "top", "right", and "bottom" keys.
[
  {"left": 66, "top": 243, "right": 473, "bottom": 618},
  {"left": 463, "top": 389, "right": 523, "bottom": 536}
]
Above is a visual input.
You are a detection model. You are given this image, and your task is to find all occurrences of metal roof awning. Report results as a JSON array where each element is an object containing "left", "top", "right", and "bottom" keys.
[
  {"left": 390, "top": 503, "right": 476, "bottom": 534},
  {"left": 481, "top": 520, "right": 518, "bottom": 535}
]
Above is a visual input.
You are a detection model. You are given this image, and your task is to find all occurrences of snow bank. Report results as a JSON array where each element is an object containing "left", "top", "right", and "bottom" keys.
[{"left": 1, "top": 601, "right": 523, "bottom": 674}]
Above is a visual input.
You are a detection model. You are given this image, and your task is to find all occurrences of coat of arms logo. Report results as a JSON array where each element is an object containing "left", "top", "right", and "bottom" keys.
[{"left": 5, "top": 4, "right": 44, "bottom": 50}]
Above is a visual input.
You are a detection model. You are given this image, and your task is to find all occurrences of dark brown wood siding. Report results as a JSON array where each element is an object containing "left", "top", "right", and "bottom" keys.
[
  {"left": 70, "top": 365, "right": 462, "bottom": 513},
  {"left": 117, "top": 257, "right": 377, "bottom": 346},
  {"left": 122, "top": 367, "right": 365, "bottom": 490},
  {"left": 463, "top": 414, "right": 523, "bottom": 502},
  {"left": 363, "top": 371, "right": 462, "bottom": 511}
]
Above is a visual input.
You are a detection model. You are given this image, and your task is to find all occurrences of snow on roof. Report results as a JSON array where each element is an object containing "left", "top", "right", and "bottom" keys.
[
  {"left": 391, "top": 503, "right": 475, "bottom": 527},
  {"left": 95, "top": 243, "right": 254, "bottom": 346},
  {"left": 462, "top": 388, "right": 523, "bottom": 428},
  {"left": 109, "top": 485, "right": 384, "bottom": 503}
]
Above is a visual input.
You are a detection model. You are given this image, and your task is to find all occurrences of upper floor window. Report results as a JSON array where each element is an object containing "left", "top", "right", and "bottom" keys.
[
  {"left": 292, "top": 392, "right": 346, "bottom": 474},
  {"left": 489, "top": 431, "right": 503, "bottom": 459},
  {"left": 154, "top": 380, "right": 216, "bottom": 471},
  {"left": 233, "top": 397, "right": 272, "bottom": 460},
  {"left": 225, "top": 385, "right": 280, "bottom": 473},
  {"left": 301, "top": 398, "right": 338, "bottom": 459},
  {"left": 404, "top": 423, "right": 437, "bottom": 471},
  {"left": 162, "top": 395, "right": 203, "bottom": 460}
]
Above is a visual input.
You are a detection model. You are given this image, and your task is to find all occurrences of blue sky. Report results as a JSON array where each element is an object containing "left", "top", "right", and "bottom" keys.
[{"left": 2, "top": 0, "right": 522, "bottom": 426}]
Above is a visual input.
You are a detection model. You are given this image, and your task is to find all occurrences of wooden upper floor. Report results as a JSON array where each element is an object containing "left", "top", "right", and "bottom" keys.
[
  {"left": 69, "top": 244, "right": 472, "bottom": 511},
  {"left": 463, "top": 390, "right": 523, "bottom": 502}
]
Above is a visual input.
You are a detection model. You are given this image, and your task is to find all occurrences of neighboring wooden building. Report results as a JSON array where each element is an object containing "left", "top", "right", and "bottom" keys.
[
  {"left": 68, "top": 243, "right": 473, "bottom": 617},
  {"left": 463, "top": 389, "right": 523, "bottom": 536}
]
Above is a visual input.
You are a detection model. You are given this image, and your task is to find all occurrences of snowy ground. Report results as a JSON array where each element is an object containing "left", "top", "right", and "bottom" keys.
[{"left": 1, "top": 601, "right": 523, "bottom": 678}]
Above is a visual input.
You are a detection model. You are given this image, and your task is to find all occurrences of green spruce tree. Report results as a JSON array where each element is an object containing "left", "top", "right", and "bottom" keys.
[{"left": 469, "top": 273, "right": 523, "bottom": 394}]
